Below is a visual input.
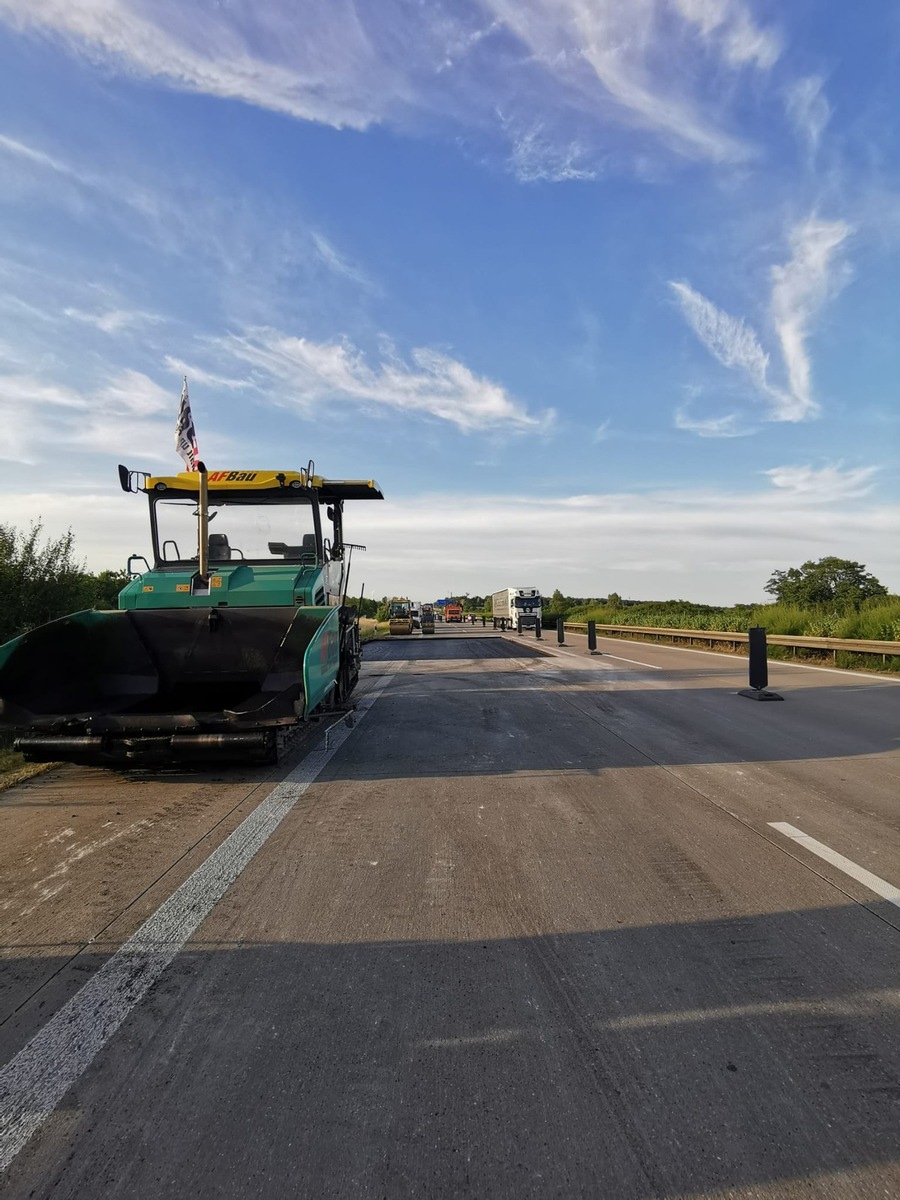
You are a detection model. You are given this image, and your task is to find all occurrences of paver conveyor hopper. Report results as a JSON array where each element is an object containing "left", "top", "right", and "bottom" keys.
[{"left": 0, "top": 464, "right": 382, "bottom": 765}]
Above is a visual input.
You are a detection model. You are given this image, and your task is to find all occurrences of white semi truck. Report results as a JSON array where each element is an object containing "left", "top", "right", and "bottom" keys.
[{"left": 491, "top": 587, "right": 542, "bottom": 630}]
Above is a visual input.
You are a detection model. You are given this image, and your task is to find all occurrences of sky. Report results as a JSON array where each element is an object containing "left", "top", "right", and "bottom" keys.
[{"left": 0, "top": 0, "right": 898, "bottom": 605}]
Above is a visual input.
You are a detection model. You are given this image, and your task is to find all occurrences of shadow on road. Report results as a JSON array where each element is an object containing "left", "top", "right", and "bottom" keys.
[
  {"left": 3, "top": 901, "right": 900, "bottom": 1197},
  {"left": 327, "top": 665, "right": 900, "bottom": 776}
]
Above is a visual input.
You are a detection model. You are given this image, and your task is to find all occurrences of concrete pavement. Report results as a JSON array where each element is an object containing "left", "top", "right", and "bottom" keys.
[{"left": 1, "top": 630, "right": 899, "bottom": 1197}]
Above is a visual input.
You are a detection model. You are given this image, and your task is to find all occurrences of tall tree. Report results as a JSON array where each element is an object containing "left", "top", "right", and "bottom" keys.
[
  {"left": 545, "top": 589, "right": 571, "bottom": 617},
  {"left": 765, "top": 557, "right": 887, "bottom": 609}
]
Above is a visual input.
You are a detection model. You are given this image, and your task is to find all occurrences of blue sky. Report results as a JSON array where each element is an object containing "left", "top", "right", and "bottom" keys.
[{"left": 0, "top": 0, "right": 897, "bottom": 604}]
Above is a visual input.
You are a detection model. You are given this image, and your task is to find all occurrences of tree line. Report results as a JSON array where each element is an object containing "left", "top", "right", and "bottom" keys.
[{"left": 543, "top": 560, "right": 889, "bottom": 620}]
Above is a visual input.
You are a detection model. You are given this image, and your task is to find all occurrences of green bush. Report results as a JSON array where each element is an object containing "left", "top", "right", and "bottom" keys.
[
  {"left": 569, "top": 597, "right": 900, "bottom": 644},
  {"left": 0, "top": 523, "right": 92, "bottom": 644}
]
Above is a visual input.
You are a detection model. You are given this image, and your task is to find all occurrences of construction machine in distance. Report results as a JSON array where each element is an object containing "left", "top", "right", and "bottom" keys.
[
  {"left": 0, "top": 462, "right": 383, "bottom": 766},
  {"left": 388, "top": 599, "right": 414, "bottom": 636},
  {"left": 445, "top": 602, "right": 463, "bottom": 623},
  {"left": 420, "top": 603, "right": 435, "bottom": 634}
]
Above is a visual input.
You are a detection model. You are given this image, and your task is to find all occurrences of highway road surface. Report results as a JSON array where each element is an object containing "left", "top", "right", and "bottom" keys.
[{"left": 1, "top": 628, "right": 899, "bottom": 1198}]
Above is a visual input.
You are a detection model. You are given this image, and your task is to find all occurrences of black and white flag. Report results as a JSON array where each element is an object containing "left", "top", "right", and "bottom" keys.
[{"left": 174, "top": 376, "right": 199, "bottom": 471}]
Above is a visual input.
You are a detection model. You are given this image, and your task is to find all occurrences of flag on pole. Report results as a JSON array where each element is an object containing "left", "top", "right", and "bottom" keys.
[{"left": 174, "top": 376, "right": 199, "bottom": 471}]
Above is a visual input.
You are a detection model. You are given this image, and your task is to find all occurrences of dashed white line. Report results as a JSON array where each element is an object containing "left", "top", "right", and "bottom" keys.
[
  {"left": 0, "top": 675, "right": 395, "bottom": 1173},
  {"left": 769, "top": 822, "right": 900, "bottom": 909}
]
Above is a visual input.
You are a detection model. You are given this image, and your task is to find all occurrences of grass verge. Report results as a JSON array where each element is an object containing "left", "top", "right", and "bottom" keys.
[
  {"left": 0, "top": 738, "right": 58, "bottom": 794},
  {"left": 360, "top": 619, "right": 389, "bottom": 641}
]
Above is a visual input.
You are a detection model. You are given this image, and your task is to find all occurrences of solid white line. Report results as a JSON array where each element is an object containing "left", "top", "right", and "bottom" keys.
[
  {"left": 593, "top": 652, "right": 662, "bottom": 670},
  {"left": 0, "top": 675, "right": 395, "bottom": 1172},
  {"left": 595, "top": 637, "right": 900, "bottom": 683},
  {"left": 516, "top": 639, "right": 662, "bottom": 671},
  {"left": 768, "top": 822, "right": 900, "bottom": 909}
]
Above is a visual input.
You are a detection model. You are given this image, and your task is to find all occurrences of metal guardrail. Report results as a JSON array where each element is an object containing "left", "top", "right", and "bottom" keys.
[{"left": 560, "top": 622, "right": 900, "bottom": 663}]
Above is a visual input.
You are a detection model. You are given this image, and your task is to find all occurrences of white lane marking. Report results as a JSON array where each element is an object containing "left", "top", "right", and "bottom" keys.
[
  {"left": 594, "top": 652, "right": 662, "bottom": 670},
  {"left": 595, "top": 637, "right": 900, "bottom": 683},
  {"left": 768, "top": 822, "right": 900, "bottom": 909},
  {"left": 522, "top": 641, "right": 661, "bottom": 670},
  {"left": 0, "top": 675, "right": 395, "bottom": 1173}
]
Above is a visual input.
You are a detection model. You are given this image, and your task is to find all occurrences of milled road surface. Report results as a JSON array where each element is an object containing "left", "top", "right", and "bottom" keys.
[{"left": 1, "top": 630, "right": 899, "bottom": 1197}]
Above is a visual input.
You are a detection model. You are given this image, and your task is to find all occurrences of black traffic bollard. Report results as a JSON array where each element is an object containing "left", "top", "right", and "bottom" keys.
[
  {"left": 535, "top": 620, "right": 542, "bottom": 640},
  {"left": 557, "top": 617, "right": 565, "bottom": 645},
  {"left": 587, "top": 620, "right": 598, "bottom": 654},
  {"left": 738, "top": 626, "right": 783, "bottom": 701},
  {"left": 749, "top": 626, "right": 767, "bottom": 690}
]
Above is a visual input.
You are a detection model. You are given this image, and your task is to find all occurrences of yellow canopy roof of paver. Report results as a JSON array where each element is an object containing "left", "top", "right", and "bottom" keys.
[{"left": 139, "top": 470, "right": 384, "bottom": 501}]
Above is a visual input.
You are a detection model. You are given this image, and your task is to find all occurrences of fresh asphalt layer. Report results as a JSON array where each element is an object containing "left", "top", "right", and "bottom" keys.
[{"left": 1, "top": 628, "right": 899, "bottom": 1198}]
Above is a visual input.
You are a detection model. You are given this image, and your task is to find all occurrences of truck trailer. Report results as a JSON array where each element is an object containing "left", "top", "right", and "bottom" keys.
[{"left": 491, "top": 587, "right": 542, "bottom": 630}]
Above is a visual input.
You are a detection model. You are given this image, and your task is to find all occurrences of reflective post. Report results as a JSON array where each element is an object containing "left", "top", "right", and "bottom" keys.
[
  {"left": 587, "top": 620, "right": 597, "bottom": 654},
  {"left": 535, "top": 620, "right": 542, "bottom": 640},
  {"left": 738, "top": 626, "right": 783, "bottom": 701},
  {"left": 557, "top": 618, "right": 565, "bottom": 645},
  {"left": 748, "top": 626, "right": 768, "bottom": 690}
]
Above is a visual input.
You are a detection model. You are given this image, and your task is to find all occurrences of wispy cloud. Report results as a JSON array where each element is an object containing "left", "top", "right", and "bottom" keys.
[
  {"left": 769, "top": 216, "right": 851, "bottom": 420},
  {"left": 784, "top": 75, "right": 831, "bottom": 158},
  {"left": 64, "top": 307, "right": 162, "bottom": 334},
  {"left": 0, "top": 0, "right": 783, "bottom": 175},
  {"left": 671, "top": 214, "right": 851, "bottom": 425},
  {"left": 669, "top": 281, "right": 770, "bottom": 390},
  {"left": 486, "top": 0, "right": 779, "bottom": 164},
  {"left": 0, "top": 1, "right": 404, "bottom": 131},
  {"left": 216, "top": 327, "right": 553, "bottom": 433},
  {"left": 0, "top": 131, "right": 380, "bottom": 337},
  {"left": 310, "top": 232, "right": 377, "bottom": 291},
  {"left": 671, "top": 0, "right": 781, "bottom": 69},
  {"left": 162, "top": 357, "right": 251, "bottom": 391},
  {"left": 764, "top": 462, "right": 878, "bottom": 500},
  {"left": 508, "top": 126, "right": 598, "bottom": 183},
  {"left": 673, "top": 405, "right": 747, "bottom": 438},
  {"left": 0, "top": 131, "right": 73, "bottom": 175},
  {"left": 0, "top": 365, "right": 174, "bottom": 463}
]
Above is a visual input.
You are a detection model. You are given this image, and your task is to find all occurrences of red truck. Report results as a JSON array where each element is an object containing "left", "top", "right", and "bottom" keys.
[{"left": 445, "top": 603, "right": 463, "bottom": 622}]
